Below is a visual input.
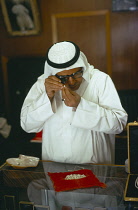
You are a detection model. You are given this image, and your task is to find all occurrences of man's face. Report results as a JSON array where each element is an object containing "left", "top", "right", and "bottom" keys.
[{"left": 56, "top": 67, "right": 83, "bottom": 91}]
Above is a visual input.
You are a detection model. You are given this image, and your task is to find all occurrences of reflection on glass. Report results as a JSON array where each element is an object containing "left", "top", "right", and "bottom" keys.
[{"left": 27, "top": 162, "right": 127, "bottom": 210}]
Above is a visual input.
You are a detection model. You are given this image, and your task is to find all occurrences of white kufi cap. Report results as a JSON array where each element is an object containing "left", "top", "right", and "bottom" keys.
[{"left": 48, "top": 42, "right": 76, "bottom": 64}]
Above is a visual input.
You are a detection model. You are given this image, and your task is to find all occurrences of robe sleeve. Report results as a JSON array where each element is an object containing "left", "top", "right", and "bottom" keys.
[
  {"left": 20, "top": 75, "right": 55, "bottom": 133},
  {"left": 71, "top": 74, "right": 128, "bottom": 134}
]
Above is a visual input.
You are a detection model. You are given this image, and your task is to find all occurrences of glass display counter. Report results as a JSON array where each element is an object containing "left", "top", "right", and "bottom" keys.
[{"left": 0, "top": 161, "right": 128, "bottom": 210}]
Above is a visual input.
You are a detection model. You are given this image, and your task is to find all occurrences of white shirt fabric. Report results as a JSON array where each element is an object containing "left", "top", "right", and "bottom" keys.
[{"left": 20, "top": 52, "right": 127, "bottom": 164}]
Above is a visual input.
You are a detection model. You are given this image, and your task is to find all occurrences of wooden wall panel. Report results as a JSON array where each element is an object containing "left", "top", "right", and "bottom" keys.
[
  {"left": 52, "top": 10, "right": 112, "bottom": 76},
  {"left": 111, "top": 11, "right": 138, "bottom": 90},
  {"left": 0, "top": 0, "right": 138, "bottom": 90}
]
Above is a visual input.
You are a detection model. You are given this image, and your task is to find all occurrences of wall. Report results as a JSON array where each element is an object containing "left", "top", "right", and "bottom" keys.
[{"left": 0, "top": 0, "right": 138, "bottom": 90}]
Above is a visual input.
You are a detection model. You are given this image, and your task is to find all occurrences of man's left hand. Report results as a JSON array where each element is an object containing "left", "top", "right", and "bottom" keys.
[{"left": 62, "top": 86, "right": 81, "bottom": 108}]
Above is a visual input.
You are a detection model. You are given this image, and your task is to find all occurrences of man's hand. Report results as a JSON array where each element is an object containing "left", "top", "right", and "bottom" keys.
[
  {"left": 62, "top": 86, "right": 81, "bottom": 108},
  {"left": 45, "top": 76, "right": 63, "bottom": 101}
]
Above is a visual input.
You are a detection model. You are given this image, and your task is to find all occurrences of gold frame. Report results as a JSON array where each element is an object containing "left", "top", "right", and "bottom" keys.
[
  {"left": 124, "top": 174, "right": 138, "bottom": 202},
  {"left": 1, "top": 0, "right": 40, "bottom": 36},
  {"left": 127, "top": 121, "right": 138, "bottom": 173},
  {"left": 124, "top": 121, "right": 138, "bottom": 201}
]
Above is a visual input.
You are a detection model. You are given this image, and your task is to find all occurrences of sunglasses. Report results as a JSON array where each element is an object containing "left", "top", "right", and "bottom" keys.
[{"left": 55, "top": 69, "right": 83, "bottom": 84}]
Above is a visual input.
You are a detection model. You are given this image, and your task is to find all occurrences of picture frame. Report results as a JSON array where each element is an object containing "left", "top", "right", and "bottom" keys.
[
  {"left": 112, "top": 0, "right": 138, "bottom": 12},
  {"left": 1, "top": 0, "right": 41, "bottom": 36}
]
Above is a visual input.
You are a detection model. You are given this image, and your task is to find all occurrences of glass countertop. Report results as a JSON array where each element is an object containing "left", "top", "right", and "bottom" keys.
[{"left": 0, "top": 161, "right": 128, "bottom": 210}]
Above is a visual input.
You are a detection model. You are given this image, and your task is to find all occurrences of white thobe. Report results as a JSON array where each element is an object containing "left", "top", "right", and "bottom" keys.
[{"left": 20, "top": 68, "right": 127, "bottom": 164}]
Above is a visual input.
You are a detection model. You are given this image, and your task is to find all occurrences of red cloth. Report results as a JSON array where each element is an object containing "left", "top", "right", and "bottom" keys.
[
  {"left": 48, "top": 169, "right": 106, "bottom": 192},
  {"left": 31, "top": 131, "right": 42, "bottom": 142}
]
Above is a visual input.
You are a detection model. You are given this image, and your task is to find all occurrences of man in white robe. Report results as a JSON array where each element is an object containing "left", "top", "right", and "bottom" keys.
[{"left": 20, "top": 41, "right": 127, "bottom": 164}]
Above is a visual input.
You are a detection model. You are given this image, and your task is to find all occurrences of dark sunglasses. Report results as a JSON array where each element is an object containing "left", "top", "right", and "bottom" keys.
[{"left": 55, "top": 69, "right": 83, "bottom": 84}]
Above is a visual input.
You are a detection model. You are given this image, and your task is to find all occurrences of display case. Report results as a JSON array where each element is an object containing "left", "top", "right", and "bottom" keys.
[
  {"left": 124, "top": 121, "right": 138, "bottom": 206},
  {"left": 0, "top": 161, "right": 128, "bottom": 210}
]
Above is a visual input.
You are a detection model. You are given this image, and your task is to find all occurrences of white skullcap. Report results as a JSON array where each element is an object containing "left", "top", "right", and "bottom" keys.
[{"left": 48, "top": 42, "right": 76, "bottom": 64}]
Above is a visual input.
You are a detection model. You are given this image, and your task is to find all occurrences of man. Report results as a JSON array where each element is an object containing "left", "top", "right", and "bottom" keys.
[{"left": 20, "top": 41, "right": 127, "bottom": 164}]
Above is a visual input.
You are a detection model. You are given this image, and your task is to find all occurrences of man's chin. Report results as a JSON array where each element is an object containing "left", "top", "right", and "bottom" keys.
[{"left": 69, "top": 86, "right": 78, "bottom": 91}]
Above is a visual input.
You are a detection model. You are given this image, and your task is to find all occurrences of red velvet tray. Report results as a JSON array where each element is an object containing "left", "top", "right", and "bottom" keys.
[{"left": 48, "top": 169, "right": 106, "bottom": 192}]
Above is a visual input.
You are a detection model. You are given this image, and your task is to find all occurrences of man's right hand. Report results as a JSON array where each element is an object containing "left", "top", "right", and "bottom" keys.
[{"left": 44, "top": 76, "right": 63, "bottom": 101}]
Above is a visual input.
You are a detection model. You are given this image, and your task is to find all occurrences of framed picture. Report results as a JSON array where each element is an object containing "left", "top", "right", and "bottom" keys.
[
  {"left": 112, "top": 0, "right": 138, "bottom": 12},
  {"left": 1, "top": 0, "right": 41, "bottom": 36}
]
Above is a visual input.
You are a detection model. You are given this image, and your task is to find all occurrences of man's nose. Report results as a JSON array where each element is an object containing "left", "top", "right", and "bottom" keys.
[{"left": 68, "top": 76, "right": 75, "bottom": 85}]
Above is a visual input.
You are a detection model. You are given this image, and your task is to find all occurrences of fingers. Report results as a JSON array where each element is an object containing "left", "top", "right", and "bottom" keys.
[
  {"left": 45, "top": 75, "right": 64, "bottom": 100},
  {"left": 62, "top": 86, "right": 81, "bottom": 108},
  {"left": 62, "top": 86, "right": 71, "bottom": 101},
  {"left": 45, "top": 76, "right": 63, "bottom": 88},
  {"left": 45, "top": 76, "right": 64, "bottom": 92}
]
